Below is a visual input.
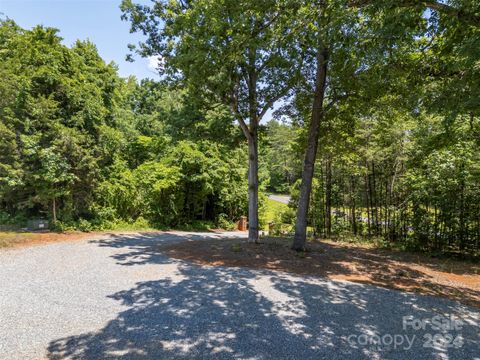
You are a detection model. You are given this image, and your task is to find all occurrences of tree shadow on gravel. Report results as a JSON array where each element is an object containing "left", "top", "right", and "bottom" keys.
[
  {"left": 47, "top": 233, "right": 479, "bottom": 359},
  {"left": 91, "top": 232, "right": 246, "bottom": 266},
  {"left": 161, "top": 236, "right": 480, "bottom": 308}
]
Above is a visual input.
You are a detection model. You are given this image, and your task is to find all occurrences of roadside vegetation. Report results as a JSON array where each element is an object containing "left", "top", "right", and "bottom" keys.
[
  {"left": 260, "top": 198, "right": 290, "bottom": 231},
  {"left": 2, "top": 0, "right": 480, "bottom": 260},
  {"left": 0, "top": 20, "right": 250, "bottom": 232}
]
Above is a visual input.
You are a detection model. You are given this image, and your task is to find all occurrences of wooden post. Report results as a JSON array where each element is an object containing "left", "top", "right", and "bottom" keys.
[{"left": 238, "top": 216, "right": 247, "bottom": 231}]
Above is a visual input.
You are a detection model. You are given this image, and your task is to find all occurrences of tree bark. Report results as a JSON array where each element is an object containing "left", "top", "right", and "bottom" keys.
[
  {"left": 350, "top": 175, "right": 357, "bottom": 235},
  {"left": 231, "top": 47, "right": 262, "bottom": 243},
  {"left": 292, "top": 46, "right": 328, "bottom": 251},
  {"left": 246, "top": 48, "right": 260, "bottom": 243},
  {"left": 234, "top": 112, "right": 259, "bottom": 243},
  {"left": 52, "top": 197, "right": 57, "bottom": 224},
  {"left": 459, "top": 170, "right": 466, "bottom": 251},
  {"left": 371, "top": 161, "right": 379, "bottom": 235},
  {"left": 364, "top": 166, "right": 371, "bottom": 237},
  {"left": 247, "top": 134, "right": 259, "bottom": 242}
]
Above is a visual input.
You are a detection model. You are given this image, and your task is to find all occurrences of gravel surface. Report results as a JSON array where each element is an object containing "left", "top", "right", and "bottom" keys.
[{"left": 0, "top": 231, "right": 478, "bottom": 359}]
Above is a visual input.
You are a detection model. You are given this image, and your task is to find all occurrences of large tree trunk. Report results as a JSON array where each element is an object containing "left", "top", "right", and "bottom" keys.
[
  {"left": 247, "top": 134, "right": 259, "bottom": 242},
  {"left": 246, "top": 49, "right": 260, "bottom": 243},
  {"left": 292, "top": 47, "right": 328, "bottom": 251},
  {"left": 236, "top": 115, "right": 260, "bottom": 243}
]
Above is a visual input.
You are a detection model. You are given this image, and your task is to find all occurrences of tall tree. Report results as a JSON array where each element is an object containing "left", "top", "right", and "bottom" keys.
[
  {"left": 291, "top": 0, "right": 425, "bottom": 249},
  {"left": 292, "top": 41, "right": 328, "bottom": 250},
  {"left": 121, "top": 0, "right": 304, "bottom": 242}
]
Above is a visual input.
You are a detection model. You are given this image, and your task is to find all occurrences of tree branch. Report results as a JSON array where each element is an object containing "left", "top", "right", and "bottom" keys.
[
  {"left": 324, "top": 93, "right": 352, "bottom": 112},
  {"left": 237, "top": 114, "right": 253, "bottom": 141},
  {"left": 424, "top": 1, "right": 480, "bottom": 26},
  {"left": 230, "top": 84, "right": 253, "bottom": 142},
  {"left": 258, "top": 87, "right": 292, "bottom": 121},
  {"left": 349, "top": 0, "right": 480, "bottom": 27}
]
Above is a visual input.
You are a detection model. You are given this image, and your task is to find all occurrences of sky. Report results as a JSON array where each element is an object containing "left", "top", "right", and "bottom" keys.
[{"left": 0, "top": 0, "right": 159, "bottom": 80}]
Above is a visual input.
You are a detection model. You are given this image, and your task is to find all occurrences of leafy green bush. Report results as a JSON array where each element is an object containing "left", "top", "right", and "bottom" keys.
[
  {"left": 280, "top": 207, "right": 296, "bottom": 224},
  {"left": 51, "top": 221, "right": 76, "bottom": 232},
  {"left": 95, "top": 141, "right": 248, "bottom": 229},
  {"left": 217, "top": 214, "right": 236, "bottom": 231},
  {"left": 77, "top": 219, "right": 93, "bottom": 232}
]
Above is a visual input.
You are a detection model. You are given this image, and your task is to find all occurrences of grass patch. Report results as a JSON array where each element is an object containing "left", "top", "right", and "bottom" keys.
[
  {"left": 0, "top": 232, "right": 40, "bottom": 248},
  {"left": 264, "top": 198, "right": 289, "bottom": 221},
  {"left": 261, "top": 197, "right": 290, "bottom": 231}
]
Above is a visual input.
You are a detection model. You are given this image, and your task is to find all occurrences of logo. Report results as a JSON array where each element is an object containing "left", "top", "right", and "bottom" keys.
[{"left": 346, "top": 314, "right": 464, "bottom": 351}]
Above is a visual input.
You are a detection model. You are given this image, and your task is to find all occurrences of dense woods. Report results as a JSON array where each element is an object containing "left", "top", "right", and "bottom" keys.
[
  {"left": 1, "top": 0, "right": 480, "bottom": 257},
  {"left": 0, "top": 19, "right": 249, "bottom": 230},
  {"left": 289, "top": 109, "right": 480, "bottom": 255}
]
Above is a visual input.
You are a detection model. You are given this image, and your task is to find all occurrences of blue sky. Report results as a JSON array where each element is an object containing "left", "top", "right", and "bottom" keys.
[{"left": 0, "top": 0, "right": 159, "bottom": 80}]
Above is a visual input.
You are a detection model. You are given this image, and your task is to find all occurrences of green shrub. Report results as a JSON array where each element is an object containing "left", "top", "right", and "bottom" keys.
[
  {"left": 51, "top": 221, "right": 75, "bottom": 232},
  {"left": 280, "top": 207, "right": 296, "bottom": 224},
  {"left": 77, "top": 219, "right": 93, "bottom": 232},
  {"left": 217, "top": 214, "right": 236, "bottom": 231}
]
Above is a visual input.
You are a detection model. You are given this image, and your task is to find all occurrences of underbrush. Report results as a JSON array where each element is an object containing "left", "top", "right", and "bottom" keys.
[
  {"left": 260, "top": 197, "right": 294, "bottom": 234},
  {"left": 51, "top": 217, "right": 157, "bottom": 232},
  {"left": 319, "top": 234, "right": 480, "bottom": 263},
  {"left": 48, "top": 215, "right": 238, "bottom": 233}
]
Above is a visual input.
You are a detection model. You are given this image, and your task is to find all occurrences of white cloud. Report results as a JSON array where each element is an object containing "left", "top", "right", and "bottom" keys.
[{"left": 147, "top": 55, "right": 164, "bottom": 73}]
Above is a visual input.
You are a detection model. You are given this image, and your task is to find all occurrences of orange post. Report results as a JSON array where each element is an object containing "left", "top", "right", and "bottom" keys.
[{"left": 238, "top": 216, "right": 247, "bottom": 231}]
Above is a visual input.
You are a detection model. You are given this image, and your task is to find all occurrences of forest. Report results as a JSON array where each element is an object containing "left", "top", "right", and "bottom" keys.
[{"left": 1, "top": 0, "right": 480, "bottom": 257}]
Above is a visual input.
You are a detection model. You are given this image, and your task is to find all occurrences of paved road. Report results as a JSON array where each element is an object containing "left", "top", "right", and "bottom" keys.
[
  {"left": 0, "top": 232, "right": 478, "bottom": 359},
  {"left": 268, "top": 194, "right": 291, "bottom": 205}
]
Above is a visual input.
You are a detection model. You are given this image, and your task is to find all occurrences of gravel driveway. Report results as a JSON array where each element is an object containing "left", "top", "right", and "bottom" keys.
[{"left": 0, "top": 232, "right": 478, "bottom": 359}]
